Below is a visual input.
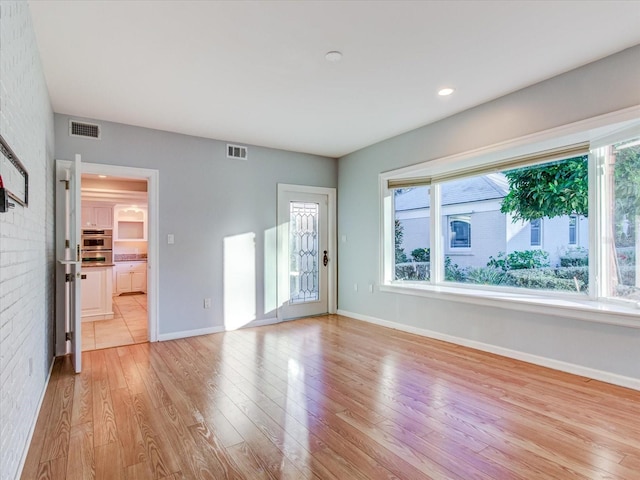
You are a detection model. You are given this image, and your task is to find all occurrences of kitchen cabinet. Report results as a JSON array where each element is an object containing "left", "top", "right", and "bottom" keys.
[
  {"left": 116, "top": 262, "right": 147, "bottom": 294},
  {"left": 114, "top": 205, "right": 147, "bottom": 241},
  {"left": 81, "top": 266, "right": 114, "bottom": 321},
  {"left": 81, "top": 205, "right": 113, "bottom": 229}
]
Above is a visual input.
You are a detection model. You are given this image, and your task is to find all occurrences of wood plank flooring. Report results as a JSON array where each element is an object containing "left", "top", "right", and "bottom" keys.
[{"left": 22, "top": 315, "right": 640, "bottom": 479}]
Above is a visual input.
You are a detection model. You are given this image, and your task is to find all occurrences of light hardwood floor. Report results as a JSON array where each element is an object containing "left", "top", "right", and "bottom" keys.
[
  {"left": 82, "top": 294, "right": 148, "bottom": 351},
  {"left": 22, "top": 315, "right": 640, "bottom": 479}
]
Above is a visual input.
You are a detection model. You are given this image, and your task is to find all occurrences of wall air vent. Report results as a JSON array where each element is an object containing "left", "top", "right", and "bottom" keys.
[
  {"left": 69, "top": 120, "right": 101, "bottom": 139},
  {"left": 227, "top": 144, "right": 248, "bottom": 160}
]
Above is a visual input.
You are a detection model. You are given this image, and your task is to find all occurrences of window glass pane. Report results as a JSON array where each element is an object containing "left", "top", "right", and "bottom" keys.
[
  {"left": 440, "top": 157, "right": 589, "bottom": 292},
  {"left": 289, "top": 202, "right": 319, "bottom": 303},
  {"left": 394, "top": 186, "right": 430, "bottom": 281},
  {"left": 611, "top": 137, "right": 640, "bottom": 299}
]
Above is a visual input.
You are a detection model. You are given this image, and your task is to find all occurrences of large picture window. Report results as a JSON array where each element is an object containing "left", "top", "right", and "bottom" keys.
[{"left": 384, "top": 128, "right": 640, "bottom": 309}]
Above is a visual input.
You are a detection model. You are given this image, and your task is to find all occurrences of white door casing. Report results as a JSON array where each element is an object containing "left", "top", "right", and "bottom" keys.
[
  {"left": 55, "top": 160, "right": 160, "bottom": 363},
  {"left": 277, "top": 184, "right": 337, "bottom": 320}
]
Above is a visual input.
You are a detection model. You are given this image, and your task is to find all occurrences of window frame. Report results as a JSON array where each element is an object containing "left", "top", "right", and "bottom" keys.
[{"left": 379, "top": 107, "right": 640, "bottom": 327}]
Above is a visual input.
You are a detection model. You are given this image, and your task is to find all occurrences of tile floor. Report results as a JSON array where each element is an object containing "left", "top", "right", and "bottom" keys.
[{"left": 82, "top": 293, "right": 148, "bottom": 351}]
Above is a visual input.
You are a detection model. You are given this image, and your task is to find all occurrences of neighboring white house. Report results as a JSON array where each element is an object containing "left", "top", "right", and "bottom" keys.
[{"left": 394, "top": 173, "right": 589, "bottom": 269}]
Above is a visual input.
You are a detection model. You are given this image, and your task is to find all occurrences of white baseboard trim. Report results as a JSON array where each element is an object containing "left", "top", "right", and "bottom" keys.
[
  {"left": 16, "top": 357, "right": 56, "bottom": 480},
  {"left": 337, "top": 309, "right": 640, "bottom": 391},
  {"left": 158, "top": 325, "right": 225, "bottom": 341},
  {"left": 157, "top": 317, "right": 280, "bottom": 341}
]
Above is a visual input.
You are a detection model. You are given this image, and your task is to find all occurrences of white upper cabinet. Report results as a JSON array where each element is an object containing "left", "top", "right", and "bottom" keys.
[
  {"left": 114, "top": 205, "right": 148, "bottom": 241},
  {"left": 81, "top": 205, "right": 113, "bottom": 229}
]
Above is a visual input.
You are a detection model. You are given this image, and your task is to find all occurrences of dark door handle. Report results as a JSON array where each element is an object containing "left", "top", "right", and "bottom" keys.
[
  {"left": 323, "top": 250, "right": 328, "bottom": 267},
  {"left": 80, "top": 274, "right": 87, "bottom": 279}
]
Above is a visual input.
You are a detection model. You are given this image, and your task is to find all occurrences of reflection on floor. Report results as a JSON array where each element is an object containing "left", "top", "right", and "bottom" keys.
[{"left": 82, "top": 293, "right": 148, "bottom": 351}]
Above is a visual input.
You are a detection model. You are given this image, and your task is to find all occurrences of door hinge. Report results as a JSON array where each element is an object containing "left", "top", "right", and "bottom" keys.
[
  {"left": 60, "top": 179, "right": 69, "bottom": 190},
  {"left": 65, "top": 239, "right": 70, "bottom": 248},
  {"left": 65, "top": 273, "right": 73, "bottom": 282},
  {"left": 66, "top": 332, "right": 73, "bottom": 342}
]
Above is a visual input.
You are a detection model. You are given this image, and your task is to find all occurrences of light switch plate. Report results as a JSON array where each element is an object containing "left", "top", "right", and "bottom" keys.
[{"left": 167, "top": 234, "right": 175, "bottom": 244}]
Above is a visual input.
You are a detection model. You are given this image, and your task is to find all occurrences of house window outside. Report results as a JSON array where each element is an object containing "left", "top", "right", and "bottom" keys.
[
  {"left": 449, "top": 216, "right": 471, "bottom": 248},
  {"left": 569, "top": 215, "right": 577, "bottom": 245},
  {"left": 530, "top": 219, "right": 541, "bottom": 246}
]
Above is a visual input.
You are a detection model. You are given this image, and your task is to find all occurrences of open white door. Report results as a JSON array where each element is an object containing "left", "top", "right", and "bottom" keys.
[{"left": 56, "top": 154, "right": 82, "bottom": 372}]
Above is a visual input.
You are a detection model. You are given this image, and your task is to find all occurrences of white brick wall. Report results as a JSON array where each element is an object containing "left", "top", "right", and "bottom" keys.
[{"left": 0, "top": 2, "right": 55, "bottom": 479}]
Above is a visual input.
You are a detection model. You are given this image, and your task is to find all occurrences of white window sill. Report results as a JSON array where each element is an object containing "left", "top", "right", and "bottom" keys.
[{"left": 379, "top": 283, "right": 640, "bottom": 329}]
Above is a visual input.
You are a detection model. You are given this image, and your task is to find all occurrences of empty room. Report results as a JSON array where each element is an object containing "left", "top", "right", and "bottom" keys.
[{"left": 1, "top": 1, "right": 640, "bottom": 479}]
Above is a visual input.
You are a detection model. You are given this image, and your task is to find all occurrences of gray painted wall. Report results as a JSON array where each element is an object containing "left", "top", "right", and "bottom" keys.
[
  {"left": 338, "top": 45, "right": 640, "bottom": 381},
  {"left": 55, "top": 116, "right": 337, "bottom": 335}
]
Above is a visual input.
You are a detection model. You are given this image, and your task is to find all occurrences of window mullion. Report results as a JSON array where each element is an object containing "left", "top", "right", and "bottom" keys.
[
  {"left": 589, "top": 147, "right": 608, "bottom": 299},
  {"left": 431, "top": 183, "right": 443, "bottom": 283}
]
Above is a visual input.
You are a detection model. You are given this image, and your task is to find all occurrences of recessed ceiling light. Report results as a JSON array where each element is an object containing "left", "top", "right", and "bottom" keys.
[
  {"left": 98, "top": 175, "right": 107, "bottom": 178},
  {"left": 438, "top": 87, "right": 455, "bottom": 96},
  {"left": 325, "top": 51, "right": 343, "bottom": 62}
]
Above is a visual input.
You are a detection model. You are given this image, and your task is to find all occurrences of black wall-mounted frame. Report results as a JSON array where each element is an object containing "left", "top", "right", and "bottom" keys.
[{"left": 0, "top": 134, "right": 29, "bottom": 207}]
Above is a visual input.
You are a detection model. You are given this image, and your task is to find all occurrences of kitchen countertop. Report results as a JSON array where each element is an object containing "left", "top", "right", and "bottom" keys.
[
  {"left": 82, "top": 263, "right": 115, "bottom": 267},
  {"left": 114, "top": 254, "right": 147, "bottom": 262}
]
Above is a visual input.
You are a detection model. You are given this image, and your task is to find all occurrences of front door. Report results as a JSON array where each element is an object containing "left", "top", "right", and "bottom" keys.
[{"left": 278, "top": 185, "right": 336, "bottom": 320}]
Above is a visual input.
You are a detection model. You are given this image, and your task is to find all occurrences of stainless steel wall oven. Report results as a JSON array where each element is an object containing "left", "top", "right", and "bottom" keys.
[{"left": 81, "top": 228, "right": 113, "bottom": 265}]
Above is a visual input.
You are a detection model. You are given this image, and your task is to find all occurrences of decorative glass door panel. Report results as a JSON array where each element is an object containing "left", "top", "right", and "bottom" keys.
[{"left": 289, "top": 202, "right": 320, "bottom": 304}]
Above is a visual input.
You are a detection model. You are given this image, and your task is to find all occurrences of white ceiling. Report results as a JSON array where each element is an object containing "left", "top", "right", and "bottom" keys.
[{"left": 28, "top": 1, "right": 640, "bottom": 158}]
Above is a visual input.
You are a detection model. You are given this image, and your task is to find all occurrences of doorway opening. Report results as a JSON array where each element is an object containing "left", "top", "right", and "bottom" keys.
[{"left": 80, "top": 173, "right": 149, "bottom": 351}]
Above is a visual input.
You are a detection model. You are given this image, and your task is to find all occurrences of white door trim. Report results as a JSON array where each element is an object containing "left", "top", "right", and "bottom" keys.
[
  {"left": 277, "top": 184, "right": 337, "bottom": 321},
  {"left": 80, "top": 162, "right": 160, "bottom": 343}
]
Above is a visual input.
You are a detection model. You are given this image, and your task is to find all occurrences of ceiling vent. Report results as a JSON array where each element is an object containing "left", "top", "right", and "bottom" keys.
[
  {"left": 69, "top": 120, "right": 101, "bottom": 139},
  {"left": 227, "top": 144, "right": 248, "bottom": 160}
]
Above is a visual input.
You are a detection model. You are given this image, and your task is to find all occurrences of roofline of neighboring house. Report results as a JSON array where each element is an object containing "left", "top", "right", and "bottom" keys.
[{"left": 396, "top": 195, "right": 505, "bottom": 212}]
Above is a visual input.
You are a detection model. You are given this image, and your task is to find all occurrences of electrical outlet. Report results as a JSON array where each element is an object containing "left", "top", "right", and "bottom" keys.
[
  {"left": 354, "top": 283, "right": 358, "bottom": 292},
  {"left": 167, "top": 234, "right": 175, "bottom": 244},
  {"left": 369, "top": 283, "right": 374, "bottom": 293},
  {"left": 204, "top": 298, "right": 212, "bottom": 309}
]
